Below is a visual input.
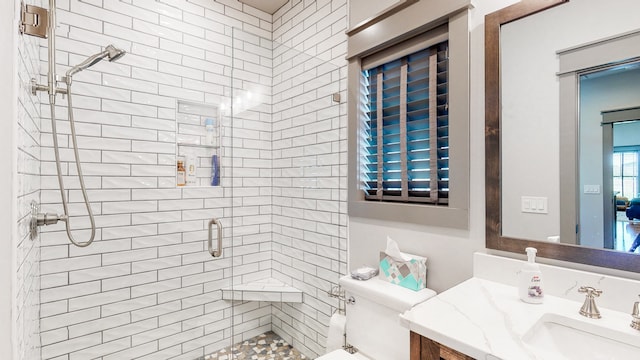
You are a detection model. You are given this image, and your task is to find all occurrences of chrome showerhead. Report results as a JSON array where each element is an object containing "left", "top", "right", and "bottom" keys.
[
  {"left": 105, "top": 44, "right": 126, "bottom": 62},
  {"left": 66, "top": 44, "right": 126, "bottom": 78}
]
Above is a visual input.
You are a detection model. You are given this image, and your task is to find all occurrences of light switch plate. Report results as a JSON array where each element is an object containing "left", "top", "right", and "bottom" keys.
[
  {"left": 521, "top": 196, "right": 548, "bottom": 214},
  {"left": 583, "top": 184, "right": 601, "bottom": 194}
]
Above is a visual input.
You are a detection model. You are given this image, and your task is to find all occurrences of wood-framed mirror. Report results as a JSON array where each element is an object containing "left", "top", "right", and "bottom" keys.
[{"left": 485, "top": 0, "right": 640, "bottom": 272}]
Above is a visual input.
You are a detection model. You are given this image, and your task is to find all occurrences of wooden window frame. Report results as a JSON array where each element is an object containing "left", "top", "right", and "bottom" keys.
[{"left": 347, "top": 6, "right": 470, "bottom": 228}]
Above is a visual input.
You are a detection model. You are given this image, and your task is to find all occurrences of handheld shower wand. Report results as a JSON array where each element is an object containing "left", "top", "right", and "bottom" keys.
[
  {"left": 39, "top": 44, "right": 126, "bottom": 247},
  {"left": 66, "top": 45, "right": 126, "bottom": 79}
]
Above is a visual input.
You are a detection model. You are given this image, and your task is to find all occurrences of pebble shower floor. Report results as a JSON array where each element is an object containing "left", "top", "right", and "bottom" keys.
[{"left": 197, "top": 332, "right": 308, "bottom": 360}]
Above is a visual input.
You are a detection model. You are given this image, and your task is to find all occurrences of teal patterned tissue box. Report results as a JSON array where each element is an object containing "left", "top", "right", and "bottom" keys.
[{"left": 379, "top": 251, "right": 427, "bottom": 291}]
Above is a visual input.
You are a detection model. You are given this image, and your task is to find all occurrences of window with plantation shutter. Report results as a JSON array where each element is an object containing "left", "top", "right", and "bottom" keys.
[
  {"left": 362, "top": 41, "right": 449, "bottom": 204},
  {"left": 348, "top": 9, "right": 470, "bottom": 229}
]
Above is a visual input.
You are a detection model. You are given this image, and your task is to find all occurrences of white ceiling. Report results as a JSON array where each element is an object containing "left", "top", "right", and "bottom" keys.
[{"left": 238, "top": 0, "right": 289, "bottom": 14}]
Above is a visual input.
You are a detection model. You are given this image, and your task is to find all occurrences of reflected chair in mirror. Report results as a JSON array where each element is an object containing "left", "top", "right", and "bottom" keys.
[
  {"left": 616, "top": 196, "right": 629, "bottom": 211},
  {"left": 626, "top": 198, "right": 640, "bottom": 221}
]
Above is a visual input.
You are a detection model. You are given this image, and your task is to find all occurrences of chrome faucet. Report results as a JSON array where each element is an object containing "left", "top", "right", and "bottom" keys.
[
  {"left": 578, "top": 286, "right": 602, "bottom": 319},
  {"left": 631, "top": 295, "right": 640, "bottom": 330}
]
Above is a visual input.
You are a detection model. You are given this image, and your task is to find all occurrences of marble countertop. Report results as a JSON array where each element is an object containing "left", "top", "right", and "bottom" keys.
[{"left": 400, "top": 277, "right": 639, "bottom": 359}]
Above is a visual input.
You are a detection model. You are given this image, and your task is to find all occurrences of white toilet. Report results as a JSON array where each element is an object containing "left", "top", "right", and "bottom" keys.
[{"left": 318, "top": 275, "right": 437, "bottom": 360}]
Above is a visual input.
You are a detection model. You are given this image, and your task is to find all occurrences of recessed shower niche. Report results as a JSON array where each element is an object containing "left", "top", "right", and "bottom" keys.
[{"left": 175, "top": 99, "right": 223, "bottom": 187}]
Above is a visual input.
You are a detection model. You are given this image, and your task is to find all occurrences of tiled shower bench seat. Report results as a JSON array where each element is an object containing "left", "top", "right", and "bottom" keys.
[{"left": 221, "top": 278, "right": 303, "bottom": 303}]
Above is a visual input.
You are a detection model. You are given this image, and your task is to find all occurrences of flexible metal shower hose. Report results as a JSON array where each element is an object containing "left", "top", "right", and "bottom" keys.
[{"left": 48, "top": 80, "right": 96, "bottom": 247}]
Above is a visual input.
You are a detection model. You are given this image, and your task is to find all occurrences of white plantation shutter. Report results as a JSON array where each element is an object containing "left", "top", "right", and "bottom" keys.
[{"left": 362, "top": 41, "right": 449, "bottom": 204}]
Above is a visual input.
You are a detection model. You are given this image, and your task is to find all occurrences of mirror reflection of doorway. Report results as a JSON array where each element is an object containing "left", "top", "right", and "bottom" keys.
[
  {"left": 578, "top": 61, "right": 640, "bottom": 251},
  {"left": 602, "top": 117, "right": 640, "bottom": 251}
]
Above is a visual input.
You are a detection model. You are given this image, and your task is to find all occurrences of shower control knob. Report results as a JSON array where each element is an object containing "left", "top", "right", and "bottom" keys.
[
  {"left": 36, "top": 212, "right": 62, "bottom": 226},
  {"left": 29, "top": 201, "right": 63, "bottom": 240}
]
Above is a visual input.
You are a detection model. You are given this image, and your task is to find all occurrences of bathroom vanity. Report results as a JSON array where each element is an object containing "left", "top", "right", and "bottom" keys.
[
  {"left": 409, "top": 332, "right": 473, "bottom": 360},
  {"left": 400, "top": 253, "right": 640, "bottom": 360}
]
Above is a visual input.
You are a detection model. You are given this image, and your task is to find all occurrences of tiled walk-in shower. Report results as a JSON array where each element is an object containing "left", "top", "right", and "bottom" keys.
[
  {"left": 198, "top": 332, "right": 307, "bottom": 360},
  {"left": 12, "top": 0, "right": 348, "bottom": 358}
]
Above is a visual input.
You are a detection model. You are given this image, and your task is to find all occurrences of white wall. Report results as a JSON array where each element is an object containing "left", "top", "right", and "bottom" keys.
[
  {"left": 579, "top": 69, "right": 640, "bottom": 247},
  {"left": 348, "top": 0, "right": 393, "bottom": 28},
  {"left": 614, "top": 121, "right": 640, "bottom": 147},
  {"left": 501, "top": 0, "right": 640, "bottom": 241}
]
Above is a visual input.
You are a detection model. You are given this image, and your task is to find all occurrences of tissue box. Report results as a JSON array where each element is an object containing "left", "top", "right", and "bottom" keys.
[{"left": 379, "top": 251, "right": 427, "bottom": 291}]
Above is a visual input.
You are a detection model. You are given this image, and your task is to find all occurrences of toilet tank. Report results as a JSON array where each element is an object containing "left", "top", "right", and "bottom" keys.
[{"left": 339, "top": 276, "right": 437, "bottom": 360}]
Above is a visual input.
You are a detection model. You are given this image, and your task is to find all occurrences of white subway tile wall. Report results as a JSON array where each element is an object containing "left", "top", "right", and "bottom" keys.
[
  {"left": 17, "top": 0, "right": 43, "bottom": 358},
  {"left": 38, "top": 0, "right": 347, "bottom": 359},
  {"left": 269, "top": 0, "right": 347, "bottom": 357}
]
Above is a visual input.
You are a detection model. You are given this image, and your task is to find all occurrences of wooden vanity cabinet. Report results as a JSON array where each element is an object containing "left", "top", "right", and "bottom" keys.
[{"left": 410, "top": 332, "right": 475, "bottom": 360}]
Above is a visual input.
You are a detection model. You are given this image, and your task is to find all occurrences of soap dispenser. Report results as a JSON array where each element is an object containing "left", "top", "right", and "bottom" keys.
[{"left": 519, "top": 247, "right": 544, "bottom": 304}]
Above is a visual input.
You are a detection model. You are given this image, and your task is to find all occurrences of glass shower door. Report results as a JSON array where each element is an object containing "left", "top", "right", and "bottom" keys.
[{"left": 226, "top": 28, "right": 347, "bottom": 359}]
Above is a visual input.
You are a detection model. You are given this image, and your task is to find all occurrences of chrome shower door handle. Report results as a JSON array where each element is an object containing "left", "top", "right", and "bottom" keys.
[{"left": 208, "top": 217, "right": 223, "bottom": 258}]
